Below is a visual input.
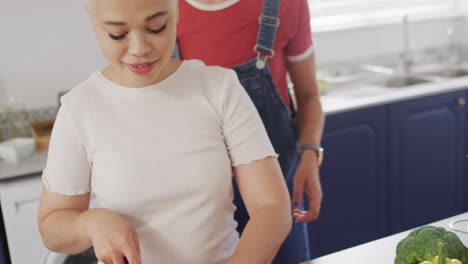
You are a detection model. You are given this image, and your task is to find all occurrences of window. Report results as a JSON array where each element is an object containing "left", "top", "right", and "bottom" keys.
[{"left": 308, "top": 0, "right": 460, "bottom": 31}]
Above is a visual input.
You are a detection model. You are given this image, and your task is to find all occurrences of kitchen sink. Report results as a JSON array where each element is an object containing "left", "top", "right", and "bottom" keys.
[
  {"left": 370, "top": 75, "right": 433, "bottom": 88},
  {"left": 358, "top": 64, "right": 435, "bottom": 88},
  {"left": 420, "top": 67, "right": 468, "bottom": 78},
  {"left": 320, "top": 62, "right": 468, "bottom": 93}
]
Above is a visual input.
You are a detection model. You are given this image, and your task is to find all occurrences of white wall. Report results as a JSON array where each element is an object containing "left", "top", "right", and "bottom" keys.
[
  {"left": 313, "top": 16, "right": 467, "bottom": 65},
  {"left": 462, "top": 0, "right": 468, "bottom": 36},
  {"left": 0, "top": 0, "right": 106, "bottom": 110},
  {"left": 463, "top": 0, "right": 468, "bottom": 14},
  {"left": 0, "top": 1, "right": 466, "bottom": 110}
]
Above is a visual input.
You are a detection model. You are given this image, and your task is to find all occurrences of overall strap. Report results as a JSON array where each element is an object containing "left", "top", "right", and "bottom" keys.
[
  {"left": 254, "top": 0, "right": 281, "bottom": 69},
  {"left": 172, "top": 42, "right": 181, "bottom": 59}
]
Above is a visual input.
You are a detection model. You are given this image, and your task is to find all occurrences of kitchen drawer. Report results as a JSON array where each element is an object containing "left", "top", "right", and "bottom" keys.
[{"left": 0, "top": 175, "right": 98, "bottom": 264}]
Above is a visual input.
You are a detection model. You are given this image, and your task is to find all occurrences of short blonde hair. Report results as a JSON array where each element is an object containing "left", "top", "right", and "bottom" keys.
[{"left": 85, "top": 0, "right": 96, "bottom": 10}]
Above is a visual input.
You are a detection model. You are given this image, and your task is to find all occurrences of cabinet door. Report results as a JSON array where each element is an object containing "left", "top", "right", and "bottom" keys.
[
  {"left": 0, "top": 207, "right": 9, "bottom": 264},
  {"left": 389, "top": 91, "right": 465, "bottom": 233},
  {"left": 465, "top": 91, "right": 468, "bottom": 211},
  {"left": 309, "top": 106, "right": 388, "bottom": 258},
  {"left": 0, "top": 176, "right": 46, "bottom": 264},
  {"left": 0, "top": 176, "right": 99, "bottom": 264}
]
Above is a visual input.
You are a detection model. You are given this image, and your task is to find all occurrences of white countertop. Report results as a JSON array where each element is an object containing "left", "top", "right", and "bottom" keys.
[
  {"left": 321, "top": 75, "right": 468, "bottom": 115},
  {"left": 0, "top": 150, "right": 47, "bottom": 180},
  {"left": 305, "top": 212, "right": 468, "bottom": 264},
  {"left": 1, "top": 75, "right": 468, "bottom": 180}
]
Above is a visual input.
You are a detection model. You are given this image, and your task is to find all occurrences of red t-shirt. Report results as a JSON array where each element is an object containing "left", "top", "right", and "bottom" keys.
[{"left": 177, "top": 0, "right": 314, "bottom": 105}]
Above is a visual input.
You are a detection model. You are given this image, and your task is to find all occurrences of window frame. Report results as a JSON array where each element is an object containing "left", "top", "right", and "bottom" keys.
[{"left": 308, "top": 0, "right": 463, "bottom": 32}]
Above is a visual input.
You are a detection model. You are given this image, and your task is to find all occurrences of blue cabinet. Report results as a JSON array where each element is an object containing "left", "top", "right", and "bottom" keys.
[
  {"left": 388, "top": 91, "right": 466, "bottom": 233},
  {"left": 310, "top": 90, "right": 467, "bottom": 258},
  {"left": 465, "top": 91, "right": 468, "bottom": 211},
  {"left": 0, "top": 208, "right": 9, "bottom": 264},
  {"left": 309, "top": 106, "right": 388, "bottom": 258}
]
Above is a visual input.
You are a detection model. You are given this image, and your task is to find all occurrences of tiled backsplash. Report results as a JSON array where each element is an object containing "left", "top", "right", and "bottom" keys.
[{"left": 0, "top": 107, "right": 57, "bottom": 141}]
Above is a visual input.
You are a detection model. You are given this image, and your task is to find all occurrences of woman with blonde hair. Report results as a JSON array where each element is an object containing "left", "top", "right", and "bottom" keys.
[{"left": 37, "top": 0, "right": 292, "bottom": 263}]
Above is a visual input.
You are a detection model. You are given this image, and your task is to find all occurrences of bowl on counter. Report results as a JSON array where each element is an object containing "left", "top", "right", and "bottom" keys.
[{"left": 0, "top": 137, "right": 35, "bottom": 163}]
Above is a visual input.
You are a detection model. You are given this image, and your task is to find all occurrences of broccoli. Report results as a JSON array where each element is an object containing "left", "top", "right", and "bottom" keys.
[{"left": 394, "top": 225, "right": 468, "bottom": 264}]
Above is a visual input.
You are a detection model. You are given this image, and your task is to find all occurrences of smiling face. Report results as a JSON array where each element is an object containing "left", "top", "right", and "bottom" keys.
[{"left": 87, "top": 0, "right": 178, "bottom": 87}]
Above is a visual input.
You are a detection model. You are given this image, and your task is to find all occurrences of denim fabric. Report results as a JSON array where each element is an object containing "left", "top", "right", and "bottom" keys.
[
  {"left": 231, "top": 0, "right": 311, "bottom": 261},
  {"left": 172, "top": 42, "right": 180, "bottom": 59},
  {"left": 232, "top": 59, "right": 311, "bottom": 264},
  {"left": 255, "top": 0, "right": 280, "bottom": 57}
]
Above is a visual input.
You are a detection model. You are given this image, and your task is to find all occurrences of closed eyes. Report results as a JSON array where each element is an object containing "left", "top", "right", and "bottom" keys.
[{"left": 108, "top": 24, "right": 167, "bottom": 40}]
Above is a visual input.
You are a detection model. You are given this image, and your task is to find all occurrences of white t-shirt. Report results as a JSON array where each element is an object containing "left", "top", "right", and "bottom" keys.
[{"left": 42, "top": 60, "right": 277, "bottom": 263}]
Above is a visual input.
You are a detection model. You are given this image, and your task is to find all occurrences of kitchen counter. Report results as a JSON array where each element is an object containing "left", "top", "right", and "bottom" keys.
[
  {"left": 0, "top": 150, "right": 47, "bottom": 180},
  {"left": 321, "top": 74, "right": 468, "bottom": 115},
  {"left": 304, "top": 212, "right": 468, "bottom": 263},
  {"left": 1, "top": 74, "right": 468, "bottom": 179}
]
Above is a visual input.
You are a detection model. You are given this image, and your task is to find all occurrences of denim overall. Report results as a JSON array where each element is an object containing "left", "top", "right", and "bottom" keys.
[
  {"left": 231, "top": 1, "right": 310, "bottom": 263},
  {"left": 175, "top": 0, "right": 310, "bottom": 262}
]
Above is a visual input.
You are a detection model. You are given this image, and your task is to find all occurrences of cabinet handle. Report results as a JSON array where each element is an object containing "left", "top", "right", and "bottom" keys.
[{"left": 457, "top": 98, "right": 466, "bottom": 106}]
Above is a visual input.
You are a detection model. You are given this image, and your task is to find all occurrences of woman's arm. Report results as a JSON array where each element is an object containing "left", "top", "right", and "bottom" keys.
[
  {"left": 38, "top": 185, "right": 142, "bottom": 264},
  {"left": 38, "top": 185, "right": 92, "bottom": 253},
  {"left": 287, "top": 53, "right": 325, "bottom": 222},
  {"left": 227, "top": 157, "right": 292, "bottom": 264}
]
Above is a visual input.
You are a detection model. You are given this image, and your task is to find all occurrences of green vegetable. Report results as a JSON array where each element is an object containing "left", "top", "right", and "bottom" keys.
[
  {"left": 419, "top": 242, "right": 463, "bottom": 264},
  {"left": 395, "top": 226, "right": 468, "bottom": 264}
]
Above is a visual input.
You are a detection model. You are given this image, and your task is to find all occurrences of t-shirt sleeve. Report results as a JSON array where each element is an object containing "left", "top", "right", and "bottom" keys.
[
  {"left": 219, "top": 70, "right": 278, "bottom": 166},
  {"left": 42, "top": 105, "right": 91, "bottom": 195},
  {"left": 285, "top": 0, "right": 315, "bottom": 62}
]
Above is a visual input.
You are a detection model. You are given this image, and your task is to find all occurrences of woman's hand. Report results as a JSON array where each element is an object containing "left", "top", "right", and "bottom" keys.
[{"left": 80, "top": 208, "right": 141, "bottom": 264}]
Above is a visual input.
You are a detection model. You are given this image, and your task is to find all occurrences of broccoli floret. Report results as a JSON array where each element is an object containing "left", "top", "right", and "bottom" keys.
[{"left": 394, "top": 226, "right": 468, "bottom": 264}]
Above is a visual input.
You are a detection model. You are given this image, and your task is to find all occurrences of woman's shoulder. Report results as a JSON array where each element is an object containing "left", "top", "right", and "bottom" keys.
[
  {"left": 181, "top": 59, "right": 236, "bottom": 81},
  {"left": 59, "top": 72, "right": 102, "bottom": 110},
  {"left": 179, "top": 59, "right": 242, "bottom": 108}
]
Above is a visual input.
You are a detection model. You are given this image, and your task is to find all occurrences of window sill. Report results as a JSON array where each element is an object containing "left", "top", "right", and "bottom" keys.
[{"left": 311, "top": 9, "right": 465, "bottom": 33}]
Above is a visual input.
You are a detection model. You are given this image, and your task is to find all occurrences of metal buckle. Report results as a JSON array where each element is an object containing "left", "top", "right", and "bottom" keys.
[
  {"left": 258, "top": 15, "right": 280, "bottom": 27},
  {"left": 255, "top": 54, "right": 267, "bottom": 69},
  {"left": 253, "top": 45, "right": 275, "bottom": 70}
]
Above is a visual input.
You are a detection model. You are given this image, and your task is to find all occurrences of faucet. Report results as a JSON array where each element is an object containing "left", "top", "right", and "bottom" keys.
[
  {"left": 401, "top": 15, "right": 413, "bottom": 75},
  {"left": 446, "top": 26, "right": 458, "bottom": 65},
  {"left": 360, "top": 64, "right": 394, "bottom": 75}
]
